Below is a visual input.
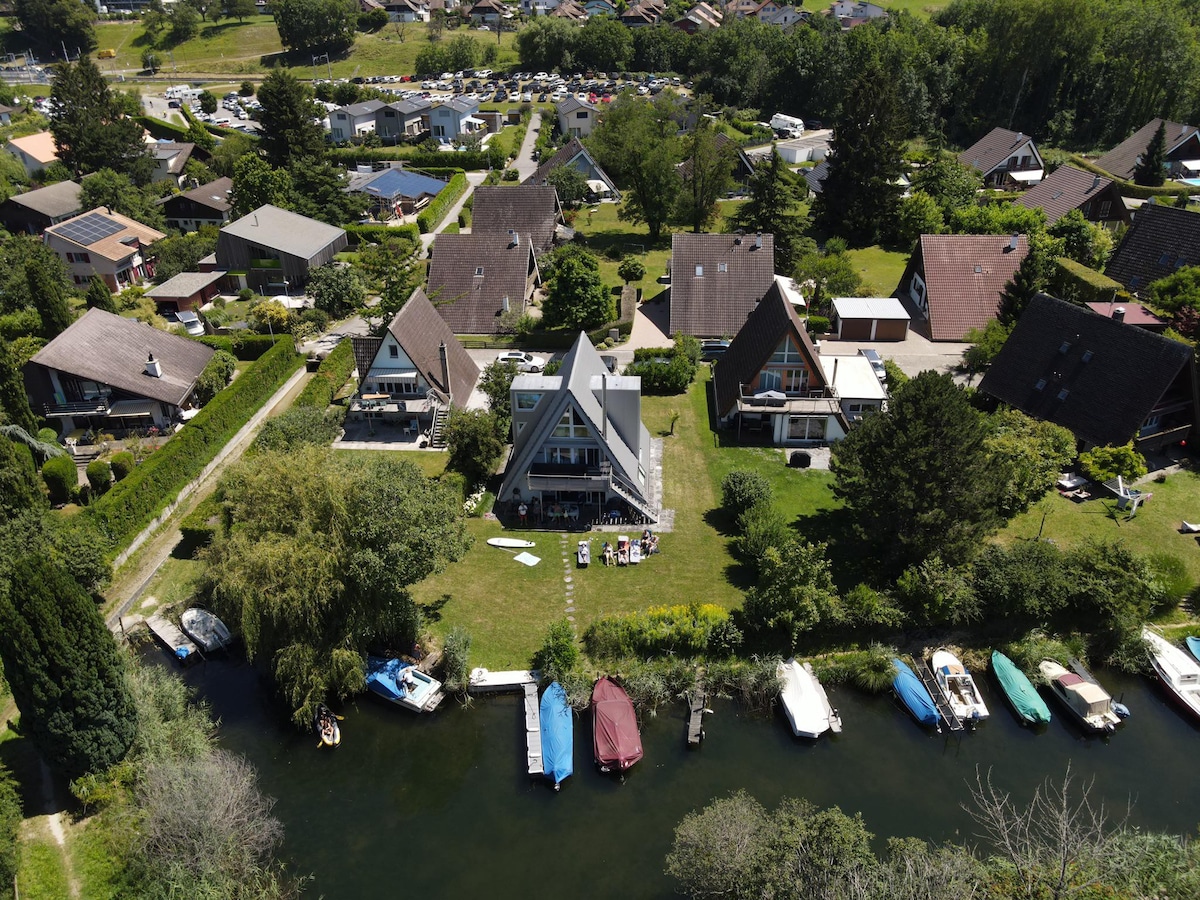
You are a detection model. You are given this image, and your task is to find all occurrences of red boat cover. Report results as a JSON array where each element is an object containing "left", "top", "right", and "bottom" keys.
[{"left": 591, "top": 677, "right": 643, "bottom": 770}]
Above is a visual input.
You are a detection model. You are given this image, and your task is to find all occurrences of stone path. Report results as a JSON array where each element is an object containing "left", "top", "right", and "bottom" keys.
[{"left": 559, "top": 532, "right": 576, "bottom": 628}]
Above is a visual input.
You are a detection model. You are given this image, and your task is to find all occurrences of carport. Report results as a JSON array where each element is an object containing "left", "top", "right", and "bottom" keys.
[{"left": 831, "top": 297, "right": 911, "bottom": 341}]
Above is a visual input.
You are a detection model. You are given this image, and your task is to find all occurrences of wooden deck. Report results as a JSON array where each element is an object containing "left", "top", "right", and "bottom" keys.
[
  {"left": 468, "top": 668, "right": 539, "bottom": 695},
  {"left": 687, "top": 689, "right": 707, "bottom": 747},
  {"left": 144, "top": 614, "right": 200, "bottom": 663},
  {"left": 523, "top": 683, "right": 543, "bottom": 776}
]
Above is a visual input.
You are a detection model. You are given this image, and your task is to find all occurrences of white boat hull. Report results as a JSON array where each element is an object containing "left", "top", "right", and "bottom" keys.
[
  {"left": 487, "top": 537, "right": 536, "bottom": 549},
  {"left": 778, "top": 659, "right": 838, "bottom": 739},
  {"left": 930, "top": 650, "right": 989, "bottom": 722},
  {"left": 1143, "top": 629, "right": 1200, "bottom": 723}
]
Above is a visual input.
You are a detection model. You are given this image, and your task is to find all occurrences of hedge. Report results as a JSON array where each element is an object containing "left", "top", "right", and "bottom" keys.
[
  {"left": 85, "top": 339, "right": 302, "bottom": 553},
  {"left": 295, "top": 339, "right": 355, "bottom": 409},
  {"left": 327, "top": 147, "right": 498, "bottom": 171},
  {"left": 134, "top": 115, "right": 190, "bottom": 141},
  {"left": 195, "top": 334, "right": 278, "bottom": 361},
  {"left": 1050, "top": 257, "right": 1130, "bottom": 304},
  {"left": 343, "top": 222, "right": 421, "bottom": 248},
  {"left": 1067, "top": 156, "right": 1189, "bottom": 201},
  {"left": 417, "top": 171, "right": 469, "bottom": 233}
]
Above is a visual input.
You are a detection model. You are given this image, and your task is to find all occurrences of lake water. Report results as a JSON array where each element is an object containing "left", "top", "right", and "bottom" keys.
[{"left": 162, "top": 654, "right": 1200, "bottom": 899}]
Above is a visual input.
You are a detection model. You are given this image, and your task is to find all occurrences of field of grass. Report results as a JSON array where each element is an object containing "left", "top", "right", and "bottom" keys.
[{"left": 845, "top": 244, "right": 910, "bottom": 296}]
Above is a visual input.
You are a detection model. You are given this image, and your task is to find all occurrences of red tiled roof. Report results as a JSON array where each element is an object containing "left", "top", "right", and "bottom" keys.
[
  {"left": 1084, "top": 301, "right": 1168, "bottom": 329},
  {"left": 668, "top": 232, "right": 776, "bottom": 337},
  {"left": 916, "top": 234, "right": 1028, "bottom": 341}
]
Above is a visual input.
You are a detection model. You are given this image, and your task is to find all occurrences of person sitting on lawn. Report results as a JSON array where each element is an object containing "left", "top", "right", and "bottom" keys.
[{"left": 602, "top": 541, "right": 614, "bottom": 566}]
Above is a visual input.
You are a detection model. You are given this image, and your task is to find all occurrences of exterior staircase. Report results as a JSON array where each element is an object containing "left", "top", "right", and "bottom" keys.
[{"left": 429, "top": 406, "right": 449, "bottom": 448}]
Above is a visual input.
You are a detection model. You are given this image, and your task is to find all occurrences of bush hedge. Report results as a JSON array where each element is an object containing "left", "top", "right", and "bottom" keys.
[
  {"left": 1049, "top": 257, "right": 1130, "bottom": 305},
  {"left": 583, "top": 604, "right": 743, "bottom": 660},
  {"left": 327, "top": 147, "right": 498, "bottom": 171},
  {"left": 1067, "top": 155, "right": 1189, "bottom": 201},
  {"left": 109, "top": 451, "right": 135, "bottom": 482},
  {"left": 85, "top": 340, "right": 302, "bottom": 553},
  {"left": 134, "top": 115, "right": 190, "bottom": 141},
  {"left": 295, "top": 339, "right": 355, "bottom": 409},
  {"left": 417, "top": 171, "right": 469, "bottom": 234},
  {"left": 195, "top": 334, "right": 278, "bottom": 361},
  {"left": 86, "top": 459, "right": 112, "bottom": 493},
  {"left": 42, "top": 455, "right": 76, "bottom": 504},
  {"left": 178, "top": 492, "right": 224, "bottom": 550},
  {"left": 343, "top": 222, "right": 421, "bottom": 248}
]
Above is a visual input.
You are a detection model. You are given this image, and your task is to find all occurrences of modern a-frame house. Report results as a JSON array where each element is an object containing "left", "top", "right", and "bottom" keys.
[{"left": 498, "top": 333, "right": 658, "bottom": 524}]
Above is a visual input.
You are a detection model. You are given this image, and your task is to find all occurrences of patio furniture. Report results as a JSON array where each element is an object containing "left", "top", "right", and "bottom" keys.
[{"left": 1182, "top": 521, "right": 1200, "bottom": 533}]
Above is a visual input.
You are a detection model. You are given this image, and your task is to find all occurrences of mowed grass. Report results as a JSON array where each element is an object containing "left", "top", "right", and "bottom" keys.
[
  {"left": 996, "top": 467, "right": 1200, "bottom": 588},
  {"left": 415, "top": 368, "right": 841, "bottom": 667},
  {"left": 845, "top": 244, "right": 911, "bottom": 296}
]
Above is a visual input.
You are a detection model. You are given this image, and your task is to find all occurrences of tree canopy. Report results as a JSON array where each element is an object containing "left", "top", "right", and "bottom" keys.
[
  {"left": 273, "top": 0, "right": 357, "bottom": 53},
  {"left": 49, "top": 58, "right": 148, "bottom": 178},
  {"left": 14, "top": 0, "right": 96, "bottom": 55},
  {"left": 541, "top": 245, "right": 614, "bottom": 331},
  {"left": 255, "top": 70, "right": 327, "bottom": 169}
]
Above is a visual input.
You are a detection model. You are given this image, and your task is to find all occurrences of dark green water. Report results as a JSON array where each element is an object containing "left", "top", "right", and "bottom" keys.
[{"left": 164, "top": 655, "right": 1200, "bottom": 899}]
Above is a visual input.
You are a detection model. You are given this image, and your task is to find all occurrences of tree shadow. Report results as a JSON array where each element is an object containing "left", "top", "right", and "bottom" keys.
[
  {"left": 418, "top": 592, "right": 452, "bottom": 625},
  {"left": 792, "top": 505, "right": 883, "bottom": 591},
  {"left": 0, "top": 728, "right": 77, "bottom": 818}
]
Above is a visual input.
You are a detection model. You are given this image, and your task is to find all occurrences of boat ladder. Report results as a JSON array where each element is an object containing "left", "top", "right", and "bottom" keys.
[{"left": 917, "top": 663, "right": 964, "bottom": 732}]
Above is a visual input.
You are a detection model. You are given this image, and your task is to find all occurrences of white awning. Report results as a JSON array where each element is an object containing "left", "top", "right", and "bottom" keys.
[
  {"left": 1181, "top": 160, "right": 1200, "bottom": 172},
  {"left": 1009, "top": 169, "right": 1044, "bottom": 183},
  {"left": 368, "top": 369, "right": 418, "bottom": 379},
  {"left": 107, "top": 399, "right": 156, "bottom": 417},
  {"left": 463, "top": 116, "right": 485, "bottom": 126},
  {"left": 586, "top": 179, "right": 612, "bottom": 194}
]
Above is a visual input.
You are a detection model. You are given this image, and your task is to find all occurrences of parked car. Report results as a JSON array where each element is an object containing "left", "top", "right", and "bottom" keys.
[
  {"left": 495, "top": 350, "right": 547, "bottom": 373},
  {"left": 859, "top": 348, "right": 887, "bottom": 382},
  {"left": 700, "top": 339, "right": 730, "bottom": 362},
  {"left": 175, "top": 310, "right": 205, "bottom": 337}
]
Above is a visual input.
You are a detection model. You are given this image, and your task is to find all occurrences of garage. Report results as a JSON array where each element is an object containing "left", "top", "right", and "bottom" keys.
[{"left": 831, "top": 297, "right": 911, "bottom": 342}]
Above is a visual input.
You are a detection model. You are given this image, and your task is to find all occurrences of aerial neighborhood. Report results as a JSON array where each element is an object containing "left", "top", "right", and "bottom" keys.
[{"left": 1, "top": 0, "right": 1200, "bottom": 896}]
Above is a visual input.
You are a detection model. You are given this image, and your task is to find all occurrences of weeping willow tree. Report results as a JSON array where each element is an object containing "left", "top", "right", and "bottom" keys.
[{"left": 204, "top": 447, "right": 471, "bottom": 727}]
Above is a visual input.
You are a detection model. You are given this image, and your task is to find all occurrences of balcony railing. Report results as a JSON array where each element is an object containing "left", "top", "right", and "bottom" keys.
[
  {"left": 1135, "top": 422, "right": 1191, "bottom": 448},
  {"left": 736, "top": 384, "right": 841, "bottom": 415},
  {"left": 44, "top": 397, "right": 111, "bottom": 417}
]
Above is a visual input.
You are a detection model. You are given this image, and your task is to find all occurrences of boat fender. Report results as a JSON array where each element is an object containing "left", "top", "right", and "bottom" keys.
[{"left": 175, "top": 646, "right": 190, "bottom": 661}]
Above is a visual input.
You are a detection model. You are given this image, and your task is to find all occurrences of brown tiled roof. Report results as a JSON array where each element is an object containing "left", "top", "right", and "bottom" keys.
[
  {"left": 172, "top": 177, "right": 234, "bottom": 213},
  {"left": 387, "top": 287, "right": 480, "bottom": 404},
  {"left": 668, "top": 232, "right": 776, "bottom": 337},
  {"left": 958, "top": 127, "right": 1039, "bottom": 177},
  {"left": 1094, "top": 118, "right": 1197, "bottom": 181},
  {"left": 1016, "top": 165, "right": 1121, "bottom": 225},
  {"left": 713, "top": 280, "right": 828, "bottom": 417},
  {"left": 469, "top": 185, "right": 561, "bottom": 254},
  {"left": 916, "top": 234, "right": 1028, "bottom": 341},
  {"left": 26, "top": 307, "right": 214, "bottom": 406},
  {"left": 979, "top": 293, "right": 1193, "bottom": 447},
  {"left": 1105, "top": 203, "right": 1200, "bottom": 293},
  {"left": 426, "top": 233, "right": 539, "bottom": 334}
]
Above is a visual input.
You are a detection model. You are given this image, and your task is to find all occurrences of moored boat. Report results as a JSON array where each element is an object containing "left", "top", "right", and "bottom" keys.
[
  {"left": 929, "top": 649, "right": 989, "bottom": 724},
  {"left": 1185, "top": 635, "right": 1200, "bottom": 665},
  {"left": 891, "top": 658, "right": 940, "bottom": 729},
  {"left": 365, "top": 656, "right": 444, "bottom": 713},
  {"left": 777, "top": 658, "right": 841, "bottom": 738},
  {"left": 314, "top": 704, "right": 341, "bottom": 748},
  {"left": 1142, "top": 628, "right": 1200, "bottom": 723},
  {"left": 591, "top": 676, "right": 642, "bottom": 773},
  {"left": 1038, "top": 659, "right": 1121, "bottom": 734},
  {"left": 179, "top": 607, "right": 233, "bottom": 653},
  {"left": 991, "top": 651, "right": 1051, "bottom": 725},
  {"left": 540, "top": 682, "right": 574, "bottom": 790}
]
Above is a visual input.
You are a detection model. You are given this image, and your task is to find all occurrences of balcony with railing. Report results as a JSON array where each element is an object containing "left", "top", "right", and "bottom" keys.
[
  {"left": 735, "top": 384, "right": 841, "bottom": 416},
  {"left": 43, "top": 397, "right": 111, "bottom": 417}
]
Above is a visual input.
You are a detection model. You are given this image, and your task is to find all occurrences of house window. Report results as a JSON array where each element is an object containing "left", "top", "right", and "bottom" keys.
[
  {"left": 1056, "top": 388, "right": 1069, "bottom": 400},
  {"left": 769, "top": 338, "right": 802, "bottom": 364},
  {"left": 694, "top": 265, "right": 704, "bottom": 277},
  {"left": 1099, "top": 200, "right": 1111, "bottom": 218},
  {"left": 475, "top": 267, "right": 484, "bottom": 276},
  {"left": 576, "top": 111, "right": 588, "bottom": 119},
  {"left": 759, "top": 370, "right": 782, "bottom": 392},
  {"left": 718, "top": 263, "right": 728, "bottom": 273},
  {"left": 389, "top": 345, "right": 399, "bottom": 358},
  {"left": 781, "top": 368, "right": 808, "bottom": 392},
  {"left": 515, "top": 392, "right": 542, "bottom": 410},
  {"left": 1142, "top": 414, "right": 1162, "bottom": 435},
  {"left": 552, "top": 407, "right": 588, "bottom": 438}
]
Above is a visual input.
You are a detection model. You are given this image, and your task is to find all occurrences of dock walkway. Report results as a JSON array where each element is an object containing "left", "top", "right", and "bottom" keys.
[
  {"left": 468, "top": 668, "right": 539, "bottom": 695},
  {"left": 917, "top": 662, "right": 964, "bottom": 732},
  {"left": 137, "top": 614, "right": 200, "bottom": 662},
  {"left": 523, "top": 683, "right": 543, "bottom": 776},
  {"left": 687, "top": 689, "right": 707, "bottom": 747}
]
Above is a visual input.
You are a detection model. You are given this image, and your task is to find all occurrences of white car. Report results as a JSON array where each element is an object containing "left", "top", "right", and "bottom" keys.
[{"left": 495, "top": 350, "right": 547, "bottom": 373}]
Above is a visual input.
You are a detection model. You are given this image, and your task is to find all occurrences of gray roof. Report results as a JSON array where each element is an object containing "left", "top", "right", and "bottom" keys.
[
  {"left": 525, "top": 136, "right": 620, "bottom": 198},
  {"left": 426, "top": 232, "right": 539, "bottom": 333},
  {"left": 1015, "top": 165, "right": 1123, "bottom": 226},
  {"left": 146, "top": 270, "right": 227, "bottom": 299},
  {"left": 386, "top": 97, "right": 432, "bottom": 116},
  {"left": 1105, "top": 203, "right": 1200, "bottom": 293},
  {"left": 470, "top": 185, "right": 562, "bottom": 254},
  {"left": 6, "top": 179, "right": 83, "bottom": 219},
  {"left": 219, "top": 204, "right": 347, "bottom": 258},
  {"left": 556, "top": 96, "right": 595, "bottom": 116},
  {"left": 151, "top": 141, "right": 194, "bottom": 174},
  {"left": 335, "top": 100, "right": 386, "bottom": 118},
  {"left": 668, "top": 232, "right": 776, "bottom": 337},
  {"left": 434, "top": 97, "right": 480, "bottom": 115},
  {"left": 1095, "top": 118, "right": 1199, "bottom": 181},
  {"left": 958, "top": 127, "right": 1040, "bottom": 176},
  {"left": 170, "top": 177, "right": 233, "bottom": 214},
  {"left": 27, "top": 307, "right": 215, "bottom": 407}
]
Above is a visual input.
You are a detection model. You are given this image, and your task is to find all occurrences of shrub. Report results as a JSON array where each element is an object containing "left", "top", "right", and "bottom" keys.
[
  {"left": 196, "top": 334, "right": 277, "bottom": 361},
  {"left": 721, "top": 470, "right": 772, "bottom": 519},
  {"left": 734, "top": 502, "right": 791, "bottom": 565},
  {"left": 178, "top": 492, "right": 224, "bottom": 551},
  {"left": 252, "top": 406, "right": 344, "bottom": 453},
  {"left": 442, "top": 627, "right": 472, "bottom": 693},
  {"left": 42, "top": 455, "right": 76, "bottom": 504},
  {"left": 36, "top": 427, "right": 59, "bottom": 444},
  {"left": 583, "top": 604, "right": 742, "bottom": 660},
  {"left": 624, "top": 345, "right": 697, "bottom": 394},
  {"left": 86, "top": 459, "right": 112, "bottom": 493},
  {"left": 237, "top": 288, "right": 254, "bottom": 301},
  {"left": 533, "top": 619, "right": 579, "bottom": 683},
  {"left": 417, "top": 171, "right": 468, "bottom": 233},
  {"left": 295, "top": 339, "right": 355, "bottom": 409},
  {"left": 1079, "top": 442, "right": 1147, "bottom": 483},
  {"left": 193, "top": 350, "right": 238, "bottom": 406},
  {"left": 806, "top": 315, "right": 831, "bottom": 335},
  {"left": 618, "top": 257, "right": 646, "bottom": 284}
]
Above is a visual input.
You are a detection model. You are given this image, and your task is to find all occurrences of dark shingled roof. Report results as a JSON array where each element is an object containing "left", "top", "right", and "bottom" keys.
[
  {"left": 958, "top": 127, "right": 1040, "bottom": 177},
  {"left": 386, "top": 287, "right": 479, "bottom": 404},
  {"left": 1016, "top": 165, "right": 1121, "bottom": 225},
  {"left": 713, "top": 280, "right": 829, "bottom": 418},
  {"left": 1094, "top": 118, "right": 1198, "bottom": 181},
  {"left": 916, "top": 234, "right": 1028, "bottom": 341},
  {"left": 5, "top": 179, "right": 83, "bottom": 219},
  {"left": 26, "top": 307, "right": 214, "bottom": 407},
  {"left": 668, "top": 232, "right": 776, "bottom": 337},
  {"left": 172, "top": 177, "right": 233, "bottom": 213},
  {"left": 426, "top": 232, "right": 539, "bottom": 334},
  {"left": 469, "top": 185, "right": 561, "bottom": 254},
  {"left": 979, "top": 293, "right": 1194, "bottom": 447},
  {"left": 1104, "top": 203, "right": 1200, "bottom": 293}
]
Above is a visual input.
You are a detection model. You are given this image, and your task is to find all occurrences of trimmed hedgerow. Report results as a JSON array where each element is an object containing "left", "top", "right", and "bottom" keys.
[
  {"left": 417, "top": 171, "right": 468, "bottom": 234},
  {"left": 343, "top": 222, "right": 421, "bottom": 249},
  {"left": 42, "top": 455, "right": 77, "bottom": 505},
  {"left": 84, "top": 340, "right": 302, "bottom": 553},
  {"left": 109, "top": 451, "right": 135, "bottom": 482},
  {"left": 582, "top": 604, "right": 743, "bottom": 660},
  {"left": 195, "top": 334, "right": 278, "bottom": 361},
  {"left": 178, "top": 492, "right": 224, "bottom": 550},
  {"left": 295, "top": 339, "right": 355, "bottom": 409}
]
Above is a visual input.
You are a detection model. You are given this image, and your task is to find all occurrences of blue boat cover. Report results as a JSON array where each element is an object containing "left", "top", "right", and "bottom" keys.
[
  {"left": 540, "top": 682, "right": 574, "bottom": 786},
  {"left": 365, "top": 656, "right": 413, "bottom": 701},
  {"left": 892, "top": 658, "right": 940, "bottom": 726},
  {"left": 1186, "top": 636, "right": 1200, "bottom": 665}
]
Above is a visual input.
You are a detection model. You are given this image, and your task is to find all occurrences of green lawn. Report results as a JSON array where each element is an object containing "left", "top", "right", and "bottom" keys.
[
  {"left": 414, "top": 368, "right": 840, "bottom": 668},
  {"left": 845, "top": 244, "right": 910, "bottom": 296},
  {"left": 997, "top": 467, "right": 1200, "bottom": 588},
  {"left": 572, "top": 201, "right": 672, "bottom": 297}
]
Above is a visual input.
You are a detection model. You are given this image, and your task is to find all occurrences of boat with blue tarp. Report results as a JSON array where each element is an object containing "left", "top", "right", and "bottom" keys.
[
  {"left": 365, "top": 656, "right": 444, "bottom": 713},
  {"left": 991, "top": 651, "right": 1051, "bottom": 725},
  {"left": 539, "top": 682, "right": 574, "bottom": 790},
  {"left": 1185, "top": 636, "right": 1200, "bottom": 665},
  {"left": 891, "top": 658, "right": 940, "bottom": 728}
]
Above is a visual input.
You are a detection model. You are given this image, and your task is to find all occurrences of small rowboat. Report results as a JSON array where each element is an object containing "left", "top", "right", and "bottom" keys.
[
  {"left": 487, "top": 537, "right": 536, "bottom": 549},
  {"left": 315, "top": 704, "right": 341, "bottom": 748}
]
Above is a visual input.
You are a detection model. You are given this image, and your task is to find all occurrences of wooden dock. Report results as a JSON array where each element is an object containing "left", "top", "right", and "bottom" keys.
[
  {"left": 468, "top": 668, "right": 539, "bottom": 695},
  {"left": 144, "top": 614, "right": 200, "bottom": 663},
  {"left": 686, "top": 689, "right": 707, "bottom": 747},
  {"left": 523, "top": 683, "right": 543, "bottom": 776},
  {"left": 917, "top": 662, "right": 964, "bottom": 732}
]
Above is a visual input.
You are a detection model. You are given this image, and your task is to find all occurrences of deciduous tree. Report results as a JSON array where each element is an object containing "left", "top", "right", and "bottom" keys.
[
  {"left": 273, "top": 0, "right": 357, "bottom": 53},
  {"left": 477, "top": 360, "right": 518, "bottom": 430},
  {"left": 79, "top": 168, "right": 166, "bottom": 231},
  {"left": 674, "top": 110, "right": 735, "bottom": 233},
  {"left": 222, "top": 0, "right": 257, "bottom": 22},
  {"left": 230, "top": 153, "right": 296, "bottom": 215},
  {"left": 14, "top": 0, "right": 96, "bottom": 55},
  {"left": 541, "top": 245, "right": 614, "bottom": 330},
  {"left": 444, "top": 408, "right": 505, "bottom": 487},
  {"left": 307, "top": 264, "right": 365, "bottom": 317},
  {"left": 740, "top": 540, "right": 842, "bottom": 649}
]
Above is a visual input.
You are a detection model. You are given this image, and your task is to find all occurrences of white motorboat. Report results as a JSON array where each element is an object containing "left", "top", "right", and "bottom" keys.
[
  {"left": 1038, "top": 659, "right": 1122, "bottom": 734},
  {"left": 1142, "top": 628, "right": 1200, "bottom": 723},
  {"left": 929, "top": 649, "right": 989, "bottom": 723},
  {"left": 179, "top": 608, "right": 233, "bottom": 653},
  {"left": 777, "top": 658, "right": 841, "bottom": 739}
]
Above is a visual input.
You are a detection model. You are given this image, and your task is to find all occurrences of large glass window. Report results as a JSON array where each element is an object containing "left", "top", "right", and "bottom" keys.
[
  {"left": 552, "top": 407, "right": 589, "bottom": 438},
  {"left": 515, "top": 392, "right": 542, "bottom": 411},
  {"left": 782, "top": 368, "right": 808, "bottom": 392},
  {"left": 759, "top": 370, "right": 781, "bottom": 392},
  {"left": 769, "top": 338, "right": 803, "bottom": 364}
]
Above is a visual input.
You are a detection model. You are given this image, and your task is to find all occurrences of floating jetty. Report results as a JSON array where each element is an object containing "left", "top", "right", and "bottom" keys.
[
  {"left": 687, "top": 689, "right": 707, "bottom": 747},
  {"left": 468, "top": 668, "right": 539, "bottom": 694},
  {"left": 523, "top": 683, "right": 543, "bottom": 776},
  {"left": 143, "top": 614, "right": 200, "bottom": 663}
]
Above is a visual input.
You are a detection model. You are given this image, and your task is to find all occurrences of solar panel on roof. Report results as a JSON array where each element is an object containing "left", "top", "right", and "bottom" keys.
[{"left": 56, "top": 212, "right": 125, "bottom": 246}]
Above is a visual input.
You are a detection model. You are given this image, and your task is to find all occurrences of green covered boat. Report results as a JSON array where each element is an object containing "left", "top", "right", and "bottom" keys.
[{"left": 991, "top": 651, "right": 1052, "bottom": 725}]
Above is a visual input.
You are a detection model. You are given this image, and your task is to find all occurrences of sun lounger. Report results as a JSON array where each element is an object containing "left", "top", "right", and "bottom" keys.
[{"left": 1182, "top": 521, "right": 1200, "bottom": 533}]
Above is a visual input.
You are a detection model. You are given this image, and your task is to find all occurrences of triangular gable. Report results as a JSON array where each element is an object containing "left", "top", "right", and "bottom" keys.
[{"left": 387, "top": 287, "right": 479, "bottom": 404}]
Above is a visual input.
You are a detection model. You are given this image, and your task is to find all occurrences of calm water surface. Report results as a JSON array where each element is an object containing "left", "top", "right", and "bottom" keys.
[{"left": 162, "top": 655, "right": 1200, "bottom": 899}]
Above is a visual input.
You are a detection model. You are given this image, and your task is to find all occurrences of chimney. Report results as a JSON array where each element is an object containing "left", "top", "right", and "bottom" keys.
[
  {"left": 1091, "top": 174, "right": 1101, "bottom": 191},
  {"left": 253, "top": 213, "right": 258, "bottom": 227},
  {"left": 438, "top": 341, "right": 451, "bottom": 403},
  {"left": 1112, "top": 306, "right": 1125, "bottom": 323},
  {"left": 755, "top": 232, "right": 763, "bottom": 250},
  {"left": 1007, "top": 234, "right": 1019, "bottom": 252},
  {"left": 145, "top": 352, "right": 162, "bottom": 378}
]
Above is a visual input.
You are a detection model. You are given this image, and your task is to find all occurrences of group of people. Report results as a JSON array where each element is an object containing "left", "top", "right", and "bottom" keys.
[
  {"left": 517, "top": 497, "right": 581, "bottom": 527},
  {"left": 601, "top": 529, "right": 660, "bottom": 566}
]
